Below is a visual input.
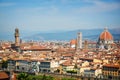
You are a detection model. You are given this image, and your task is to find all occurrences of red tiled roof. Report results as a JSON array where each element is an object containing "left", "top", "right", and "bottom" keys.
[
  {"left": 99, "top": 28, "right": 113, "bottom": 40},
  {"left": 0, "top": 72, "right": 9, "bottom": 79},
  {"left": 103, "top": 64, "right": 119, "bottom": 68},
  {"left": 21, "top": 45, "right": 51, "bottom": 51},
  {"left": 63, "top": 53, "right": 73, "bottom": 57},
  {"left": 70, "top": 39, "right": 76, "bottom": 45},
  {"left": 61, "top": 60, "right": 72, "bottom": 66}
]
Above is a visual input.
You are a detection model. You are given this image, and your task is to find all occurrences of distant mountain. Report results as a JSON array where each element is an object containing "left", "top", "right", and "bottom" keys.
[{"left": 23, "top": 28, "right": 120, "bottom": 41}]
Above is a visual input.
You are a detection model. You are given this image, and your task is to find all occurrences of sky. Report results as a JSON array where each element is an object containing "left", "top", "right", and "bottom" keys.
[{"left": 0, "top": 0, "right": 120, "bottom": 34}]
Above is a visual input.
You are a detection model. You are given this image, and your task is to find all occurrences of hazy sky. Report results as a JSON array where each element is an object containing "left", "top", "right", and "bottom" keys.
[{"left": 0, "top": 0, "right": 120, "bottom": 33}]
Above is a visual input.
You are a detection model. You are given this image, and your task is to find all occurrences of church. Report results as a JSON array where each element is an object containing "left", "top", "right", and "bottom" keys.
[
  {"left": 97, "top": 28, "right": 114, "bottom": 50},
  {"left": 70, "top": 27, "right": 114, "bottom": 50}
]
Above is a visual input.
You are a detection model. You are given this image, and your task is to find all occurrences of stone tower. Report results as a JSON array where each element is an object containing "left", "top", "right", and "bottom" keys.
[
  {"left": 84, "top": 40, "right": 88, "bottom": 50},
  {"left": 14, "top": 28, "right": 20, "bottom": 46},
  {"left": 77, "top": 32, "right": 82, "bottom": 49}
]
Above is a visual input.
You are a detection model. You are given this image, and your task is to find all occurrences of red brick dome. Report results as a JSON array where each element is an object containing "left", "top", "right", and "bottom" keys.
[
  {"left": 99, "top": 28, "right": 113, "bottom": 40},
  {"left": 70, "top": 39, "right": 76, "bottom": 45}
]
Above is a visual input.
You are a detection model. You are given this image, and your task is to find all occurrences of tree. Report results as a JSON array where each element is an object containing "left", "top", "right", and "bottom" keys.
[
  {"left": 62, "top": 78, "right": 76, "bottom": 80},
  {"left": 46, "top": 75, "right": 54, "bottom": 80},
  {"left": 17, "top": 73, "right": 29, "bottom": 80},
  {"left": 17, "top": 73, "right": 55, "bottom": 80},
  {"left": 67, "top": 70, "right": 77, "bottom": 78},
  {"left": 42, "top": 74, "right": 47, "bottom": 80},
  {"left": 2, "top": 60, "right": 8, "bottom": 69}
]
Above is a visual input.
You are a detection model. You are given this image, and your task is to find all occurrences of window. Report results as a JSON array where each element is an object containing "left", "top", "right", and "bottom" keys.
[
  {"left": 17, "top": 66, "right": 19, "bottom": 69},
  {"left": 22, "top": 67, "right": 24, "bottom": 70}
]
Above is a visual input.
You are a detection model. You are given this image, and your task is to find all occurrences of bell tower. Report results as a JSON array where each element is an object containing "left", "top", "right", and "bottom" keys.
[
  {"left": 14, "top": 28, "right": 20, "bottom": 46},
  {"left": 76, "top": 32, "right": 82, "bottom": 50}
]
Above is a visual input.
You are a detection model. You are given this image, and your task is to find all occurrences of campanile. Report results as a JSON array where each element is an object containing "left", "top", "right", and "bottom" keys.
[{"left": 14, "top": 28, "right": 20, "bottom": 46}]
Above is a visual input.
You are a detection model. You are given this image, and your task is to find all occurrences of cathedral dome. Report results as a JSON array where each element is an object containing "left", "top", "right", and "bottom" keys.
[
  {"left": 99, "top": 28, "right": 113, "bottom": 40},
  {"left": 70, "top": 39, "right": 76, "bottom": 45}
]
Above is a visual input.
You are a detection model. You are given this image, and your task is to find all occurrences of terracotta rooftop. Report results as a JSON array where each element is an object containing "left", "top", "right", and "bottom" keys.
[
  {"left": 0, "top": 72, "right": 9, "bottom": 79},
  {"left": 99, "top": 28, "right": 113, "bottom": 40},
  {"left": 61, "top": 60, "right": 73, "bottom": 66},
  {"left": 103, "top": 64, "right": 120, "bottom": 68},
  {"left": 63, "top": 53, "right": 73, "bottom": 57},
  {"left": 70, "top": 39, "right": 76, "bottom": 45}
]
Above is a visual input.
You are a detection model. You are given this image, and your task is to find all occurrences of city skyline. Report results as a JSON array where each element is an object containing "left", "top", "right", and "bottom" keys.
[{"left": 0, "top": 1, "right": 120, "bottom": 79}]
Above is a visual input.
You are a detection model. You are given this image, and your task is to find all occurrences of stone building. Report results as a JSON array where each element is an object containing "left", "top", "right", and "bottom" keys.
[
  {"left": 102, "top": 64, "right": 120, "bottom": 80},
  {"left": 14, "top": 28, "right": 20, "bottom": 46},
  {"left": 11, "top": 28, "right": 21, "bottom": 52},
  {"left": 77, "top": 32, "right": 82, "bottom": 50},
  {"left": 97, "top": 28, "right": 114, "bottom": 50}
]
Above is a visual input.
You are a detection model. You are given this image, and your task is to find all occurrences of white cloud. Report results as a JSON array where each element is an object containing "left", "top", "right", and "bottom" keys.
[
  {"left": 15, "top": 5, "right": 59, "bottom": 17},
  {"left": 74, "top": 0, "right": 120, "bottom": 13}
]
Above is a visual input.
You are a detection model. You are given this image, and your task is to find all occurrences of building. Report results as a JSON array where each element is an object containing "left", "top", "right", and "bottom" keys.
[
  {"left": 77, "top": 32, "right": 82, "bottom": 50},
  {"left": 8, "top": 59, "right": 31, "bottom": 72},
  {"left": 14, "top": 28, "right": 20, "bottom": 46},
  {"left": 11, "top": 28, "right": 20, "bottom": 52},
  {"left": 70, "top": 39, "right": 76, "bottom": 48},
  {"left": 70, "top": 32, "right": 97, "bottom": 50},
  {"left": 8, "top": 59, "right": 16, "bottom": 71},
  {"left": 39, "top": 60, "right": 59, "bottom": 73},
  {"left": 8, "top": 58, "right": 39, "bottom": 73},
  {"left": 97, "top": 28, "right": 114, "bottom": 50},
  {"left": 83, "top": 69, "right": 95, "bottom": 77},
  {"left": 15, "top": 59, "right": 31, "bottom": 72},
  {"left": 84, "top": 40, "right": 88, "bottom": 50},
  {"left": 83, "top": 41, "right": 97, "bottom": 50},
  {"left": 29, "top": 60, "right": 40, "bottom": 73},
  {"left": 0, "top": 72, "right": 9, "bottom": 80},
  {"left": 102, "top": 64, "right": 120, "bottom": 80}
]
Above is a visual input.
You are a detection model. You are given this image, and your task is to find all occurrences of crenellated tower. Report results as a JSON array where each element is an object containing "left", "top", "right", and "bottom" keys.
[{"left": 14, "top": 28, "right": 20, "bottom": 46}]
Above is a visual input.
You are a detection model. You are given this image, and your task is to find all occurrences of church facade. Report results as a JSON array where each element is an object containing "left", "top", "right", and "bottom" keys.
[{"left": 97, "top": 28, "right": 114, "bottom": 50}]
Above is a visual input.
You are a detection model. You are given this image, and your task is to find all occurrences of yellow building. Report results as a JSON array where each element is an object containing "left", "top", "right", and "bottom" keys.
[{"left": 102, "top": 64, "right": 120, "bottom": 80}]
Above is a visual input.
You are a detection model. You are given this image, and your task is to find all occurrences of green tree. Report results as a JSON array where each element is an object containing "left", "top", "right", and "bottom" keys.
[
  {"left": 17, "top": 73, "right": 29, "bottom": 80},
  {"left": 17, "top": 73, "right": 55, "bottom": 80},
  {"left": 33, "top": 74, "right": 54, "bottom": 80},
  {"left": 2, "top": 60, "right": 8, "bottom": 69},
  {"left": 31, "top": 75, "right": 43, "bottom": 80},
  {"left": 42, "top": 74, "right": 47, "bottom": 80},
  {"left": 66, "top": 70, "right": 77, "bottom": 78},
  {"left": 46, "top": 75, "right": 54, "bottom": 80},
  {"left": 62, "top": 78, "right": 76, "bottom": 80}
]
